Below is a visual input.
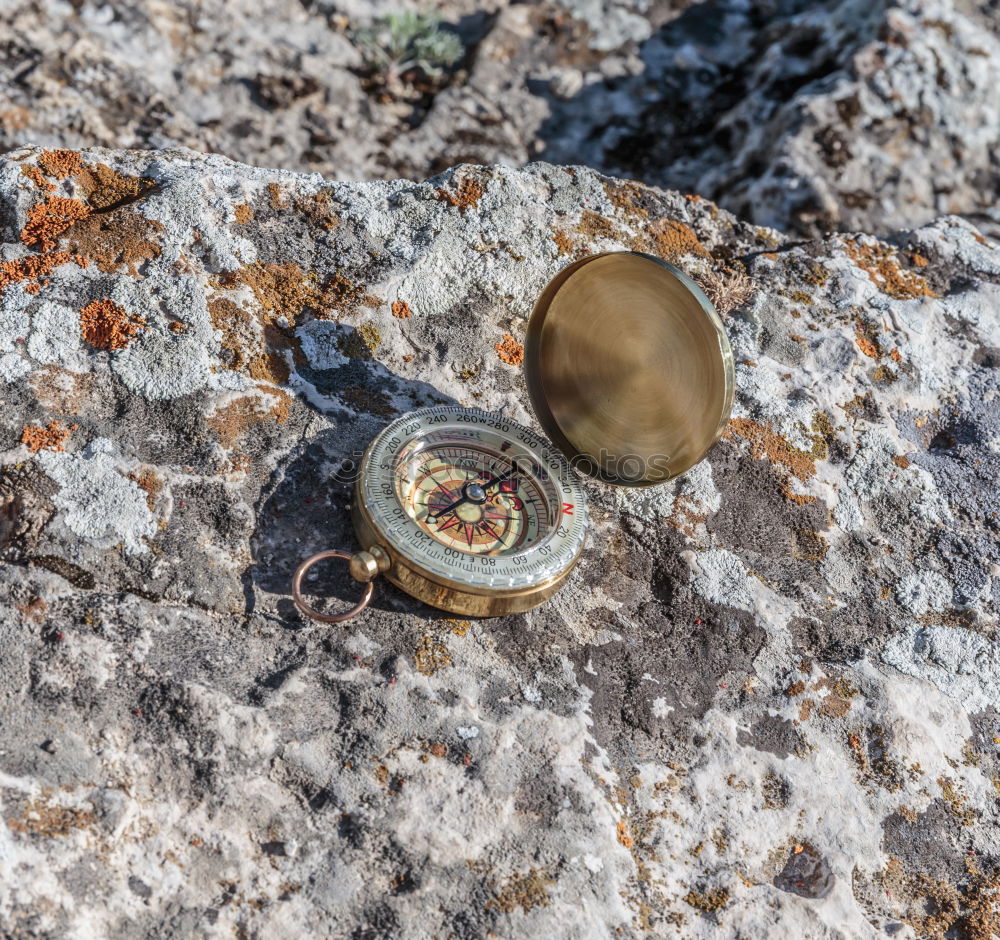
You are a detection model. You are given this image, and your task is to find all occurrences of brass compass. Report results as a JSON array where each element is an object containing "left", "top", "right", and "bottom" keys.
[{"left": 291, "top": 251, "right": 734, "bottom": 621}]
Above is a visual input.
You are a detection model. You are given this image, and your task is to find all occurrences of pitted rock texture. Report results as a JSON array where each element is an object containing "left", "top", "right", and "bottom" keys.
[
  {"left": 1, "top": 0, "right": 997, "bottom": 239},
  {"left": 1, "top": 148, "right": 999, "bottom": 938},
  {"left": 544, "top": 0, "right": 1000, "bottom": 239}
]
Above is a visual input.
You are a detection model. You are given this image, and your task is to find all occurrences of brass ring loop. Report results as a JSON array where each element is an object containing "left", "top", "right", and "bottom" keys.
[{"left": 291, "top": 550, "right": 374, "bottom": 623}]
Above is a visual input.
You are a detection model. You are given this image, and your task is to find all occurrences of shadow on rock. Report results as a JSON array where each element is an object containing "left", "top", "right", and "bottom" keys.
[{"left": 245, "top": 362, "right": 457, "bottom": 625}]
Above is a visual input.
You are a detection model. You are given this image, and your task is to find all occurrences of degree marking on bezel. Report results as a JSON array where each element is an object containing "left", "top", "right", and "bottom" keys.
[{"left": 358, "top": 406, "right": 588, "bottom": 592}]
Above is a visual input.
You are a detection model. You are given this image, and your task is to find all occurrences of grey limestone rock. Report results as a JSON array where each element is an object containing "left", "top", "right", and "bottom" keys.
[
  {"left": 1, "top": 0, "right": 996, "bottom": 238},
  {"left": 0, "top": 147, "right": 998, "bottom": 937}
]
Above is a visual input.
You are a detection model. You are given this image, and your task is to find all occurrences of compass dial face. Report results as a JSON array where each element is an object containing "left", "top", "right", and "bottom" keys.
[
  {"left": 394, "top": 442, "right": 551, "bottom": 556},
  {"left": 357, "top": 406, "right": 587, "bottom": 593}
]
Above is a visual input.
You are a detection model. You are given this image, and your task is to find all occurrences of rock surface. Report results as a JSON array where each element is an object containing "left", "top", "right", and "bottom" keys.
[
  {"left": 1, "top": 0, "right": 997, "bottom": 238},
  {"left": 0, "top": 147, "right": 999, "bottom": 937}
]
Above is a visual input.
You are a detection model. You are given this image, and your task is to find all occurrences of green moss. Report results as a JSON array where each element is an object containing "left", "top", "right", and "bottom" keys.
[
  {"left": 803, "top": 263, "right": 830, "bottom": 287},
  {"left": 339, "top": 321, "right": 382, "bottom": 359},
  {"left": 834, "top": 677, "right": 860, "bottom": 700},
  {"left": 485, "top": 868, "right": 553, "bottom": 914},
  {"left": 684, "top": 888, "right": 729, "bottom": 912}
]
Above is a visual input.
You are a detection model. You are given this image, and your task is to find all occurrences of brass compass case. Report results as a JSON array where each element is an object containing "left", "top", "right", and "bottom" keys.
[
  {"left": 351, "top": 488, "right": 579, "bottom": 617},
  {"left": 525, "top": 251, "right": 735, "bottom": 486},
  {"left": 345, "top": 251, "right": 735, "bottom": 617}
]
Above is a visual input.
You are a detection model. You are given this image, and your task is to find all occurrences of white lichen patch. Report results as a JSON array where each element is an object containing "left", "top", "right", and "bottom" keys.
[
  {"left": 883, "top": 625, "right": 1000, "bottom": 712},
  {"left": 112, "top": 331, "right": 212, "bottom": 400},
  {"left": 0, "top": 352, "right": 32, "bottom": 383},
  {"left": 26, "top": 300, "right": 87, "bottom": 371},
  {"left": 37, "top": 438, "right": 158, "bottom": 555},
  {"left": 845, "top": 427, "right": 950, "bottom": 523},
  {"left": 688, "top": 547, "right": 754, "bottom": 611},
  {"left": 895, "top": 570, "right": 952, "bottom": 615},
  {"left": 297, "top": 320, "right": 349, "bottom": 371},
  {"left": 611, "top": 479, "right": 675, "bottom": 521}
]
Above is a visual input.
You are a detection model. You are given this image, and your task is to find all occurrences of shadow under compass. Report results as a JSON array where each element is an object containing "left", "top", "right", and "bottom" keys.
[{"left": 246, "top": 360, "right": 466, "bottom": 626}]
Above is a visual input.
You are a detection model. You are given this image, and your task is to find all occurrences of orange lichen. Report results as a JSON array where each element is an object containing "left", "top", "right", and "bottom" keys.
[
  {"left": 0, "top": 250, "right": 82, "bottom": 300},
  {"left": 616, "top": 820, "right": 634, "bottom": 848},
  {"left": 80, "top": 298, "right": 147, "bottom": 351},
  {"left": 20, "top": 197, "right": 92, "bottom": 251},
  {"left": 435, "top": 176, "right": 485, "bottom": 212},
  {"left": 37, "top": 150, "right": 84, "bottom": 180},
  {"left": 604, "top": 179, "right": 650, "bottom": 219},
  {"left": 495, "top": 333, "right": 524, "bottom": 366},
  {"left": 215, "top": 262, "right": 319, "bottom": 324},
  {"left": 320, "top": 272, "right": 381, "bottom": 315},
  {"left": 267, "top": 182, "right": 289, "bottom": 209},
  {"left": 892, "top": 455, "right": 911, "bottom": 469},
  {"left": 819, "top": 694, "right": 852, "bottom": 719},
  {"left": 843, "top": 239, "right": 938, "bottom": 300},
  {"left": 576, "top": 209, "right": 618, "bottom": 241},
  {"left": 248, "top": 347, "right": 292, "bottom": 385},
  {"left": 206, "top": 388, "right": 291, "bottom": 448},
  {"left": 890, "top": 347, "right": 902, "bottom": 363},
  {"left": 910, "top": 253, "right": 929, "bottom": 267},
  {"left": 6, "top": 799, "right": 95, "bottom": 837},
  {"left": 602, "top": 177, "right": 715, "bottom": 263},
  {"left": 207, "top": 295, "right": 299, "bottom": 384},
  {"left": 649, "top": 218, "right": 710, "bottom": 261},
  {"left": 414, "top": 635, "right": 452, "bottom": 675},
  {"left": 16, "top": 596, "right": 47, "bottom": 622},
  {"left": 21, "top": 165, "right": 55, "bottom": 192},
  {"left": 74, "top": 163, "right": 155, "bottom": 211},
  {"left": 21, "top": 421, "right": 74, "bottom": 454},
  {"left": 298, "top": 190, "right": 339, "bottom": 230},
  {"left": 29, "top": 366, "right": 106, "bottom": 417},
  {"left": 855, "top": 323, "right": 881, "bottom": 359},
  {"left": 727, "top": 418, "right": 817, "bottom": 504},
  {"left": 225, "top": 453, "right": 252, "bottom": 475},
  {"left": 233, "top": 203, "right": 254, "bottom": 224},
  {"left": 128, "top": 468, "right": 164, "bottom": 511},
  {"left": 728, "top": 419, "right": 817, "bottom": 482},
  {"left": 391, "top": 300, "right": 412, "bottom": 319},
  {"left": 552, "top": 229, "right": 575, "bottom": 256},
  {"left": 667, "top": 494, "right": 709, "bottom": 538},
  {"left": 208, "top": 297, "right": 251, "bottom": 366},
  {"left": 168, "top": 321, "right": 188, "bottom": 334},
  {"left": 61, "top": 210, "right": 163, "bottom": 275}
]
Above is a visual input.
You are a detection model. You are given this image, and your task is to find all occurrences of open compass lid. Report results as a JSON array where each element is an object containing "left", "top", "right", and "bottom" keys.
[{"left": 524, "top": 251, "right": 735, "bottom": 487}]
